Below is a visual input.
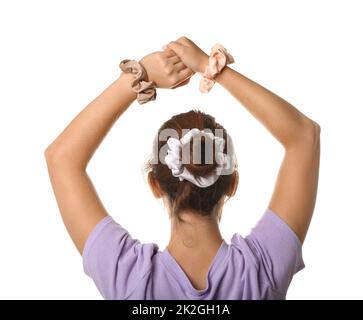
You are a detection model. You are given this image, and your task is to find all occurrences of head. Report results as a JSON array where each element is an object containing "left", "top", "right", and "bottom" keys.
[{"left": 146, "top": 110, "right": 239, "bottom": 222}]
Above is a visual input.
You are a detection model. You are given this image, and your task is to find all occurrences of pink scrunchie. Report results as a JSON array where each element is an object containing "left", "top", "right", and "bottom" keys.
[{"left": 199, "top": 43, "right": 235, "bottom": 93}]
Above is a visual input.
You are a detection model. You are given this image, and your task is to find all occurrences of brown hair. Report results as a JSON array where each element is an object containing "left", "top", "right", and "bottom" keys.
[{"left": 147, "top": 110, "right": 238, "bottom": 218}]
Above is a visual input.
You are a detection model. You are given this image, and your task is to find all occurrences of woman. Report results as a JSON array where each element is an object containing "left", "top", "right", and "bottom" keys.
[{"left": 45, "top": 36, "right": 320, "bottom": 299}]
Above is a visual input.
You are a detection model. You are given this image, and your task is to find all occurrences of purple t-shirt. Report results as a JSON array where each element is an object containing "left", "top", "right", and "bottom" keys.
[{"left": 82, "top": 208, "right": 304, "bottom": 300}]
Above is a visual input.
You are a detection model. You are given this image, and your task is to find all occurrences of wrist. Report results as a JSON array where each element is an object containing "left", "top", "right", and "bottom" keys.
[
  {"left": 118, "top": 73, "right": 138, "bottom": 100},
  {"left": 214, "top": 65, "right": 231, "bottom": 83},
  {"left": 197, "top": 55, "right": 209, "bottom": 74}
]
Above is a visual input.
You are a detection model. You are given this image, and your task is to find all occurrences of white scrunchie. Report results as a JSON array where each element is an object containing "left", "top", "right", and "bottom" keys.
[{"left": 164, "top": 128, "right": 236, "bottom": 188}]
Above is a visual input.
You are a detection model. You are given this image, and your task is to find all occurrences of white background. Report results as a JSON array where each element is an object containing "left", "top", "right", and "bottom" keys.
[{"left": 0, "top": 0, "right": 362, "bottom": 299}]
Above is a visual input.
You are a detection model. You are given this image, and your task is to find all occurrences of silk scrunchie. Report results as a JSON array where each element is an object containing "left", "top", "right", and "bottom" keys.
[
  {"left": 199, "top": 43, "right": 235, "bottom": 93},
  {"left": 164, "top": 128, "right": 237, "bottom": 188},
  {"left": 119, "top": 59, "right": 157, "bottom": 105}
]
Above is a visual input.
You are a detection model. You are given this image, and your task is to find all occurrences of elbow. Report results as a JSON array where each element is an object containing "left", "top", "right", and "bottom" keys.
[
  {"left": 44, "top": 144, "right": 68, "bottom": 168},
  {"left": 44, "top": 144, "right": 85, "bottom": 171},
  {"left": 44, "top": 145, "right": 53, "bottom": 160},
  {"left": 44, "top": 144, "right": 59, "bottom": 167},
  {"left": 307, "top": 119, "right": 321, "bottom": 144},
  {"left": 285, "top": 119, "right": 321, "bottom": 150},
  {"left": 299, "top": 119, "right": 321, "bottom": 148}
]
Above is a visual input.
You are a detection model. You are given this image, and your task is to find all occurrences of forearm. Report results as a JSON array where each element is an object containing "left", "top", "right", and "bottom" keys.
[
  {"left": 45, "top": 73, "right": 136, "bottom": 169},
  {"left": 215, "top": 66, "right": 319, "bottom": 149}
]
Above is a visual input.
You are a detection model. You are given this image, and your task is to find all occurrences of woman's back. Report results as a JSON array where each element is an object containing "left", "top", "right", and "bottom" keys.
[{"left": 83, "top": 208, "right": 304, "bottom": 299}]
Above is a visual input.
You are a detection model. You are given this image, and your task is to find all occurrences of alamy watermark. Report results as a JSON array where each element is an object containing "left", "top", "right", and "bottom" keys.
[{"left": 149, "top": 128, "right": 237, "bottom": 175}]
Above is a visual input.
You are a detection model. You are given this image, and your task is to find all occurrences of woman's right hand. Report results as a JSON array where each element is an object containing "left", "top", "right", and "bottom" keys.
[{"left": 163, "top": 36, "right": 209, "bottom": 74}]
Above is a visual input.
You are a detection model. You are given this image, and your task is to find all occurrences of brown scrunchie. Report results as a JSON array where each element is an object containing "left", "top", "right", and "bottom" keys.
[{"left": 119, "top": 59, "right": 157, "bottom": 105}]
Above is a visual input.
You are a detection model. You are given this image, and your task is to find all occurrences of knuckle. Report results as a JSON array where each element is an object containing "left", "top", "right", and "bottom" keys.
[
  {"left": 164, "top": 65, "right": 173, "bottom": 75},
  {"left": 157, "top": 55, "right": 167, "bottom": 67},
  {"left": 156, "top": 51, "right": 164, "bottom": 58},
  {"left": 178, "top": 46, "right": 186, "bottom": 55},
  {"left": 178, "top": 36, "right": 189, "bottom": 42}
]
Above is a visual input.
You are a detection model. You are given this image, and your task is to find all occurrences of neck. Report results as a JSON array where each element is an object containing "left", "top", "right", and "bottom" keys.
[{"left": 167, "top": 210, "right": 223, "bottom": 255}]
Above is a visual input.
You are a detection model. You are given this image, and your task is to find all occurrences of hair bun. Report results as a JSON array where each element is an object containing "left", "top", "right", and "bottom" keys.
[
  {"left": 148, "top": 110, "right": 238, "bottom": 216},
  {"left": 182, "top": 134, "right": 218, "bottom": 177}
]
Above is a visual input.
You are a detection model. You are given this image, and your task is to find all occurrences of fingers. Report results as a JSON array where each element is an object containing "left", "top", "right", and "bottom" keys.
[
  {"left": 178, "top": 67, "right": 194, "bottom": 79},
  {"left": 170, "top": 75, "right": 191, "bottom": 89},
  {"left": 168, "top": 55, "right": 181, "bottom": 65},
  {"left": 164, "top": 49, "right": 187, "bottom": 68},
  {"left": 171, "top": 77, "right": 190, "bottom": 89},
  {"left": 161, "top": 48, "right": 191, "bottom": 75},
  {"left": 176, "top": 36, "right": 190, "bottom": 46},
  {"left": 163, "top": 36, "right": 191, "bottom": 56},
  {"left": 163, "top": 48, "right": 177, "bottom": 58},
  {"left": 169, "top": 68, "right": 194, "bottom": 89},
  {"left": 165, "top": 41, "right": 184, "bottom": 56},
  {"left": 173, "top": 61, "right": 187, "bottom": 72}
]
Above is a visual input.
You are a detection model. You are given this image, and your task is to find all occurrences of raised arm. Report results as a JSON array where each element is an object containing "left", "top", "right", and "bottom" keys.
[
  {"left": 214, "top": 66, "right": 320, "bottom": 244},
  {"left": 166, "top": 37, "right": 320, "bottom": 243},
  {"left": 45, "top": 50, "right": 193, "bottom": 254}
]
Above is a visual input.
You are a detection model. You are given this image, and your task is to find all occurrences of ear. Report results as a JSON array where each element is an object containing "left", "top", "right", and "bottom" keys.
[
  {"left": 226, "top": 171, "right": 239, "bottom": 197},
  {"left": 147, "top": 171, "right": 164, "bottom": 199}
]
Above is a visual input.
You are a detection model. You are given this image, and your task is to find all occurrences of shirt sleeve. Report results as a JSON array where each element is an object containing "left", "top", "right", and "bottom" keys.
[
  {"left": 82, "top": 215, "right": 158, "bottom": 300},
  {"left": 243, "top": 208, "right": 305, "bottom": 295}
]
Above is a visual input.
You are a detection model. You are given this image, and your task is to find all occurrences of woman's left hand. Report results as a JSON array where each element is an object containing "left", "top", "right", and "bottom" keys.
[{"left": 138, "top": 49, "right": 195, "bottom": 89}]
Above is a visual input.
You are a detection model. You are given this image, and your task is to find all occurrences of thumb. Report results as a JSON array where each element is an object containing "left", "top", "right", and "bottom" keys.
[{"left": 165, "top": 41, "right": 185, "bottom": 56}]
